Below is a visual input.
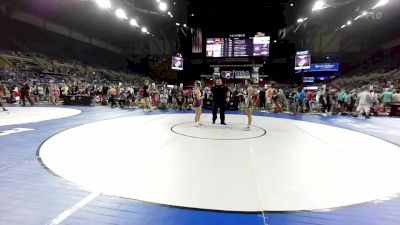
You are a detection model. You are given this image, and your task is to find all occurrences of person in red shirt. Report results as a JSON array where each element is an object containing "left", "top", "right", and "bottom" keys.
[
  {"left": 185, "top": 89, "right": 191, "bottom": 109},
  {"left": 306, "top": 90, "right": 314, "bottom": 112}
]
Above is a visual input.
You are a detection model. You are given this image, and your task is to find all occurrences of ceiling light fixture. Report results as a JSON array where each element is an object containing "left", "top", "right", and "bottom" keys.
[
  {"left": 96, "top": 0, "right": 111, "bottom": 9},
  {"left": 312, "top": 1, "right": 326, "bottom": 11},
  {"left": 115, "top": 9, "right": 128, "bottom": 20}
]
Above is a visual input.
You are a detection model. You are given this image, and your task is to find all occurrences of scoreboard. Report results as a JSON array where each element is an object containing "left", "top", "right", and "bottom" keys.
[{"left": 206, "top": 36, "right": 270, "bottom": 58}]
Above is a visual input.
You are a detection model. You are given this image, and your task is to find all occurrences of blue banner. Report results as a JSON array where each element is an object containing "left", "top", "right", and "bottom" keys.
[
  {"left": 296, "top": 63, "right": 340, "bottom": 73},
  {"left": 310, "top": 63, "right": 340, "bottom": 72}
]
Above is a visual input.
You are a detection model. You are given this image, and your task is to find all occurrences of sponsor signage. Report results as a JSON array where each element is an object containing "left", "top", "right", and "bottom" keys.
[
  {"left": 200, "top": 74, "right": 214, "bottom": 79},
  {"left": 310, "top": 63, "right": 339, "bottom": 72},
  {"left": 221, "top": 70, "right": 251, "bottom": 79},
  {"left": 296, "top": 63, "right": 340, "bottom": 73},
  {"left": 229, "top": 34, "right": 246, "bottom": 38},
  {"left": 303, "top": 77, "right": 315, "bottom": 83}
]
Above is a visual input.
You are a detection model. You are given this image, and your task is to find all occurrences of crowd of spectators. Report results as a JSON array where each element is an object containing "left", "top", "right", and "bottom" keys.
[{"left": 1, "top": 49, "right": 400, "bottom": 117}]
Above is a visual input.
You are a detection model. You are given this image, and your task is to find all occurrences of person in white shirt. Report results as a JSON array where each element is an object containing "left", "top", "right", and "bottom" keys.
[
  {"left": 353, "top": 86, "right": 373, "bottom": 118},
  {"left": 158, "top": 88, "right": 168, "bottom": 110},
  {"left": 37, "top": 85, "right": 44, "bottom": 102}
]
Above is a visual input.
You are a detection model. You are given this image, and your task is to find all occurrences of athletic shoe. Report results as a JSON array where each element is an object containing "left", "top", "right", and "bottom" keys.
[
  {"left": 221, "top": 122, "right": 227, "bottom": 125},
  {"left": 243, "top": 126, "right": 251, "bottom": 131}
]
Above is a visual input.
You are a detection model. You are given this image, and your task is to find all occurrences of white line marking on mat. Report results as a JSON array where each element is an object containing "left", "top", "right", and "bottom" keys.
[{"left": 47, "top": 192, "right": 100, "bottom": 225}]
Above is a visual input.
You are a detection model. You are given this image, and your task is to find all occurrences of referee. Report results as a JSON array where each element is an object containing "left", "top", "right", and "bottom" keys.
[{"left": 211, "top": 79, "right": 230, "bottom": 125}]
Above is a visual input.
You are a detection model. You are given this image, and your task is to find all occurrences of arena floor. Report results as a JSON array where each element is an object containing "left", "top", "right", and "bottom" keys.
[{"left": 1, "top": 105, "right": 400, "bottom": 225}]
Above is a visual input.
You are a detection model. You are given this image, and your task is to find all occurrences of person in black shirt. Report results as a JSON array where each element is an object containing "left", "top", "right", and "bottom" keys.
[
  {"left": 143, "top": 80, "right": 152, "bottom": 111},
  {"left": 21, "top": 80, "right": 34, "bottom": 106},
  {"left": 259, "top": 87, "right": 266, "bottom": 109},
  {"left": 175, "top": 86, "right": 185, "bottom": 110},
  {"left": 211, "top": 79, "right": 230, "bottom": 125}
]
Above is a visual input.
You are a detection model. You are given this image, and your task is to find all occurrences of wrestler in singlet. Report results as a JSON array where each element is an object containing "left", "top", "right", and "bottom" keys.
[
  {"left": 244, "top": 79, "right": 254, "bottom": 130},
  {"left": 193, "top": 81, "right": 204, "bottom": 127},
  {"left": 193, "top": 89, "right": 203, "bottom": 107}
]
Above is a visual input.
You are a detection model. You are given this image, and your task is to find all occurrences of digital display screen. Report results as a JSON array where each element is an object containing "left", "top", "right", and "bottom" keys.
[
  {"left": 171, "top": 56, "right": 183, "bottom": 70},
  {"left": 253, "top": 36, "right": 270, "bottom": 56},
  {"left": 295, "top": 51, "right": 311, "bottom": 70},
  {"left": 206, "top": 36, "right": 270, "bottom": 58}
]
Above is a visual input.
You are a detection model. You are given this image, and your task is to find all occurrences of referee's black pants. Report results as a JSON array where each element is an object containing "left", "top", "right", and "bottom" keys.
[{"left": 212, "top": 100, "right": 226, "bottom": 124}]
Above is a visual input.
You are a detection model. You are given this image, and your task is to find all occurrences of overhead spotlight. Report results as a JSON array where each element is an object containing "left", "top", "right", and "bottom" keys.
[
  {"left": 141, "top": 27, "right": 147, "bottom": 33},
  {"left": 191, "top": 13, "right": 194, "bottom": 16},
  {"left": 341, "top": 25, "right": 346, "bottom": 28},
  {"left": 176, "top": 22, "right": 180, "bottom": 26},
  {"left": 174, "top": 2, "right": 176, "bottom": 5},
  {"left": 96, "top": 0, "right": 111, "bottom": 9},
  {"left": 159, "top": 2, "right": 168, "bottom": 11},
  {"left": 147, "top": 32, "right": 150, "bottom": 34},
  {"left": 170, "top": 14, "right": 174, "bottom": 18},
  {"left": 115, "top": 9, "right": 128, "bottom": 19},
  {"left": 372, "top": 0, "right": 390, "bottom": 9},
  {"left": 312, "top": 1, "right": 326, "bottom": 11},
  {"left": 347, "top": 20, "right": 352, "bottom": 25},
  {"left": 297, "top": 18, "right": 305, "bottom": 23},
  {"left": 156, "top": 0, "right": 160, "bottom": 2},
  {"left": 290, "top": 3, "right": 294, "bottom": 7},
  {"left": 273, "top": 40, "right": 277, "bottom": 43},
  {"left": 130, "top": 19, "right": 139, "bottom": 27},
  {"left": 167, "top": 11, "right": 171, "bottom": 15},
  {"left": 183, "top": 24, "right": 187, "bottom": 27},
  {"left": 362, "top": 11, "right": 368, "bottom": 16}
]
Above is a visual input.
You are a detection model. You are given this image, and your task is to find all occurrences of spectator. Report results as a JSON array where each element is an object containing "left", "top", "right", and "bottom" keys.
[
  {"left": 259, "top": 87, "right": 266, "bottom": 109},
  {"left": 353, "top": 86, "right": 373, "bottom": 118},
  {"left": 21, "top": 80, "right": 34, "bottom": 106},
  {"left": 109, "top": 86, "right": 117, "bottom": 108},
  {"left": 381, "top": 88, "right": 393, "bottom": 113},
  {"left": 393, "top": 89, "right": 400, "bottom": 104}
]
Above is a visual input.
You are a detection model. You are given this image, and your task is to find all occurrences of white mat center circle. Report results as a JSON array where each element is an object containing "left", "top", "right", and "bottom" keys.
[
  {"left": 171, "top": 122, "right": 266, "bottom": 140},
  {"left": 39, "top": 114, "right": 400, "bottom": 212}
]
